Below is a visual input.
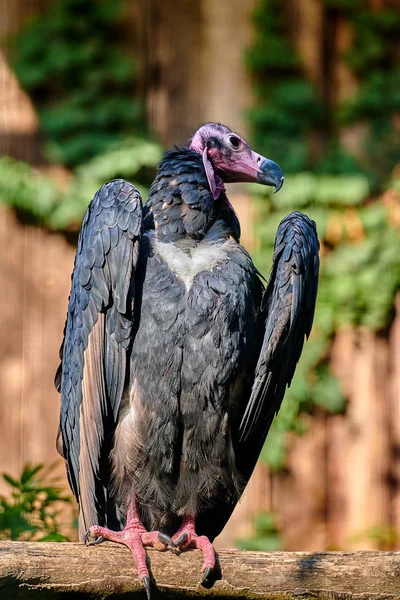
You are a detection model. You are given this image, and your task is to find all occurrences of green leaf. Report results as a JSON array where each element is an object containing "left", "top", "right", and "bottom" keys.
[
  {"left": 2, "top": 474, "right": 20, "bottom": 489},
  {"left": 0, "top": 463, "right": 74, "bottom": 541},
  {"left": 20, "top": 464, "right": 43, "bottom": 485}
]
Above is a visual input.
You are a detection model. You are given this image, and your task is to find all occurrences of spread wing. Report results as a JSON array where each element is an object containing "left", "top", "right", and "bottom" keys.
[
  {"left": 55, "top": 179, "right": 143, "bottom": 537},
  {"left": 238, "top": 211, "right": 319, "bottom": 468}
]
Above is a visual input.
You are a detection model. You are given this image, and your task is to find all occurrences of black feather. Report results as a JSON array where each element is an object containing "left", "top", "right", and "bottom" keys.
[
  {"left": 238, "top": 211, "right": 319, "bottom": 452},
  {"left": 56, "top": 179, "right": 143, "bottom": 537}
]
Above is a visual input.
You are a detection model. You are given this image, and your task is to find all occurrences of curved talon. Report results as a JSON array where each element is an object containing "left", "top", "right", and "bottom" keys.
[
  {"left": 200, "top": 567, "right": 213, "bottom": 585},
  {"left": 157, "top": 532, "right": 173, "bottom": 547},
  {"left": 143, "top": 575, "right": 152, "bottom": 600},
  {"left": 171, "top": 516, "right": 216, "bottom": 582},
  {"left": 83, "top": 528, "right": 104, "bottom": 546},
  {"left": 83, "top": 529, "right": 91, "bottom": 545},
  {"left": 173, "top": 532, "right": 189, "bottom": 548},
  {"left": 87, "top": 536, "right": 104, "bottom": 546}
]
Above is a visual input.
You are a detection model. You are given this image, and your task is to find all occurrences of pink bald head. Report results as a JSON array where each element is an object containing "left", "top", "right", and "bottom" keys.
[
  {"left": 190, "top": 123, "right": 232, "bottom": 154},
  {"left": 189, "top": 122, "right": 284, "bottom": 200}
]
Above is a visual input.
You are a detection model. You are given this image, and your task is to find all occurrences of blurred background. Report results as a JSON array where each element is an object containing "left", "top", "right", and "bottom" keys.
[{"left": 0, "top": 0, "right": 399, "bottom": 550}]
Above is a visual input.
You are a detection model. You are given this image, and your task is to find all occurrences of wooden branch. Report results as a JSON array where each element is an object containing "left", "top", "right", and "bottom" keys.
[{"left": 1, "top": 542, "right": 400, "bottom": 599}]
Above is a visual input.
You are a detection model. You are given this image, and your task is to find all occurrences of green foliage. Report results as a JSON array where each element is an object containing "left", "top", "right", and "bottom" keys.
[
  {"left": 11, "top": 0, "right": 145, "bottom": 167},
  {"left": 245, "top": 0, "right": 323, "bottom": 172},
  {"left": 251, "top": 174, "right": 400, "bottom": 469},
  {"left": 0, "top": 464, "right": 71, "bottom": 541},
  {"left": 0, "top": 138, "right": 163, "bottom": 231},
  {"left": 236, "top": 512, "right": 281, "bottom": 551},
  {"left": 49, "top": 138, "right": 163, "bottom": 229},
  {"left": 0, "top": 157, "right": 58, "bottom": 224},
  {"left": 247, "top": 1, "right": 400, "bottom": 186},
  {"left": 338, "top": 6, "right": 400, "bottom": 185}
]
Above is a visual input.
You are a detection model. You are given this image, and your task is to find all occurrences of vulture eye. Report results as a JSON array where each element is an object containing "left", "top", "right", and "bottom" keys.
[{"left": 228, "top": 136, "right": 241, "bottom": 149}]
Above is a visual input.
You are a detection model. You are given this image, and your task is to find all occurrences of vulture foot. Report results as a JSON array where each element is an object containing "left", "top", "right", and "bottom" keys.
[
  {"left": 84, "top": 503, "right": 168, "bottom": 600},
  {"left": 172, "top": 516, "right": 216, "bottom": 583}
]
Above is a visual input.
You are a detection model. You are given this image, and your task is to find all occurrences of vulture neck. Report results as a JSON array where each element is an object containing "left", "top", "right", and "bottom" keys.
[{"left": 146, "top": 148, "right": 240, "bottom": 244}]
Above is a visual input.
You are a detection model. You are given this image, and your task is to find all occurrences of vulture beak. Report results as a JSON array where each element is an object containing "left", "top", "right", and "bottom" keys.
[
  {"left": 221, "top": 149, "right": 284, "bottom": 193},
  {"left": 257, "top": 156, "right": 284, "bottom": 193}
]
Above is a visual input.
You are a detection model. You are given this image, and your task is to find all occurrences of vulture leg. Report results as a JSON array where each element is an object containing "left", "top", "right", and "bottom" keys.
[
  {"left": 172, "top": 516, "right": 216, "bottom": 582},
  {"left": 84, "top": 500, "right": 169, "bottom": 598}
]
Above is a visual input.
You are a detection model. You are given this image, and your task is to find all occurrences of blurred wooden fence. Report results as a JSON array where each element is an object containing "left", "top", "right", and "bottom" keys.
[
  {"left": 0, "top": 0, "right": 399, "bottom": 552},
  {"left": 0, "top": 206, "right": 75, "bottom": 483}
]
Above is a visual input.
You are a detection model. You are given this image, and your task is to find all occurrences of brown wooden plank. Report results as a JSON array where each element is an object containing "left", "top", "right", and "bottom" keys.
[{"left": 2, "top": 542, "right": 400, "bottom": 599}]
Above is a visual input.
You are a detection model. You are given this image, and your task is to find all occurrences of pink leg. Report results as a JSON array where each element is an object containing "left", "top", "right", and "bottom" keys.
[
  {"left": 84, "top": 500, "right": 169, "bottom": 599},
  {"left": 172, "top": 515, "right": 216, "bottom": 583}
]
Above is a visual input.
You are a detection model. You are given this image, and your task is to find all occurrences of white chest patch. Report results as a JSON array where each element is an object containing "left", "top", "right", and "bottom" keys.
[{"left": 153, "top": 237, "right": 232, "bottom": 292}]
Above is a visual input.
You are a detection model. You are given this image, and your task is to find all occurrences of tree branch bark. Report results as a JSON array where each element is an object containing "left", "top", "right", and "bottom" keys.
[{"left": 1, "top": 541, "right": 400, "bottom": 599}]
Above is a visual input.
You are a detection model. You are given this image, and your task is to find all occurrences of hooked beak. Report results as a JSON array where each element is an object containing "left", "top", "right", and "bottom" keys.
[
  {"left": 257, "top": 157, "right": 284, "bottom": 193},
  {"left": 221, "top": 150, "right": 284, "bottom": 193}
]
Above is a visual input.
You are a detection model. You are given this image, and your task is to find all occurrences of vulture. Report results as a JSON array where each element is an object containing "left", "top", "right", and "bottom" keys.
[{"left": 55, "top": 122, "right": 319, "bottom": 596}]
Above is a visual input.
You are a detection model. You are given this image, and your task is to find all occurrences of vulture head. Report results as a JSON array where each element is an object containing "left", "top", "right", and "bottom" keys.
[{"left": 189, "top": 122, "right": 284, "bottom": 200}]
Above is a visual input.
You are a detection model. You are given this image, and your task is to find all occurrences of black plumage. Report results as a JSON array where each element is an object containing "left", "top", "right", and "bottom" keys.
[
  {"left": 56, "top": 123, "right": 319, "bottom": 591},
  {"left": 55, "top": 179, "right": 142, "bottom": 534}
]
